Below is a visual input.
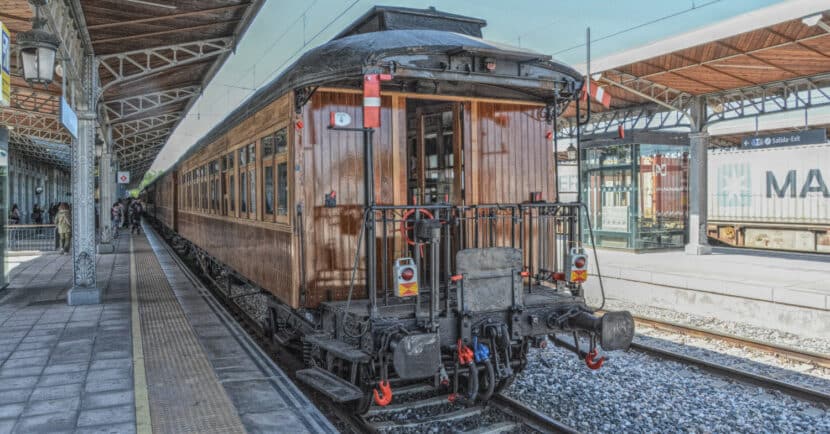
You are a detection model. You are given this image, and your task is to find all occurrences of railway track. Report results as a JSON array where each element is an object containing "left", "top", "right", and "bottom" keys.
[
  {"left": 158, "top": 226, "right": 577, "bottom": 433},
  {"left": 348, "top": 384, "right": 577, "bottom": 433},
  {"left": 628, "top": 316, "right": 830, "bottom": 406},
  {"left": 632, "top": 315, "right": 830, "bottom": 369}
]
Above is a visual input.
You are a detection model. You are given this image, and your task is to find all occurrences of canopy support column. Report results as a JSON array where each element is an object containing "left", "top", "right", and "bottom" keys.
[
  {"left": 685, "top": 130, "right": 712, "bottom": 255},
  {"left": 98, "top": 127, "right": 116, "bottom": 254},
  {"left": 68, "top": 55, "right": 101, "bottom": 305}
]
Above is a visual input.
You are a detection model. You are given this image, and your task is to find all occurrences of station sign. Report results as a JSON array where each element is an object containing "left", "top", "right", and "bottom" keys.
[
  {"left": 60, "top": 96, "right": 78, "bottom": 139},
  {"left": 117, "top": 171, "right": 130, "bottom": 184},
  {"left": 741, "top": 128, "right": 826, "bottom": 148},
  {"left": 1, "top": 22, "right": 10, "bottom": 107}
]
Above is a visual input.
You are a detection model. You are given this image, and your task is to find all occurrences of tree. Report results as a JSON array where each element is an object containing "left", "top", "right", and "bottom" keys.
[{"left": 129, "top": 170, "right": 163, "bottom": 197}]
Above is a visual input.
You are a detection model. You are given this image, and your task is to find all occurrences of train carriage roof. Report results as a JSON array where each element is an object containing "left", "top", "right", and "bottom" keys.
[{"left": 168, "top": 7, "right": 583, "bottom": 171}]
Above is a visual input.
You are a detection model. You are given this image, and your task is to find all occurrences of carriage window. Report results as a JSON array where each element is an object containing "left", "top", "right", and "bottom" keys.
[
  {"left": 229, "top": 174, "right": 235, "bottom": 212},
  {"left": 193, "top": 169, "right": 201, "bottom": 211},
  {"left": 264, "top": 166, "right": 274, "bottom": 215},
  {"left": 277, "top": 162, "right": 288, "bottom": 216},
  {"left": 248, "top": 143, "right": 256, "bottom": 162},
  {"left": 202, "top": 166, "right": 209, "bottom": 210},
  {"left": 274, "top": 128, "right": 287, "bottom": 154},
  {"left": 228, "top": 152, "right": 235, "bottom": 170},
  {"left": 262, "top": 135, "right": 274, "bottom": 157},
  {"left": 240, "top": 172, "right": 247, "bottom": 213},
  {"left": 239, "top": 147, "right": 246, "bottom": 166},
  {"left": 212, "top": 178, "right": 218, "bottom": 212},
  {"left": 249, "top": 169, "right": 256, "bottom": 215},
  {"left": 189, "top": 171, "right": 194, "bottom": 209}
]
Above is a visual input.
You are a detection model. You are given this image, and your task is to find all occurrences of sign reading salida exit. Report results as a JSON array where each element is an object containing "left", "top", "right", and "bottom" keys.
[{"left": 742, "top": 128, "right": 826, "bottom": 148}]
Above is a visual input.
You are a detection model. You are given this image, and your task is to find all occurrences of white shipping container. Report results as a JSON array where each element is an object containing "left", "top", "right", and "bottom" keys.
[{"left": 708, "top": 144, "right": 830, "bottom": 225}]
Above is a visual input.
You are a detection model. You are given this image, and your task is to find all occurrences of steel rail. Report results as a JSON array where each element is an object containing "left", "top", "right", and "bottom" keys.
[
  {"left": 490, "top": 394, "right": 580, "bottom": 434},
  {"left": 630, "top": 342, "right": 830, "bottom": 406},
  {"left": 632, "top": 315, "right": 830, "bottom": 370}
]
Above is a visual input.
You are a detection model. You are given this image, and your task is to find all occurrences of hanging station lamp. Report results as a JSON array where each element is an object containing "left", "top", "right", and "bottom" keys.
[
  {"left": 17, "top": 0, "right": 61, "bottom": 87},
  {"left": 566, "top": 143, "right": 578, "bottom": 161}
]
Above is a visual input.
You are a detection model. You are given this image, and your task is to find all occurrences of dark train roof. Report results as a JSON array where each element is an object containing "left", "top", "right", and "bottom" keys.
[
  {"left": 168, "top": 7, "right": 583, "bottom": 172},
  {"left": 333, "top": 5, "right": 487, "bottom": 39}
]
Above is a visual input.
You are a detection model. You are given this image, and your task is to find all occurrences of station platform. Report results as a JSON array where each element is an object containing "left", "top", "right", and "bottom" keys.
[
  {"left": 584, "top": 247, "right": 830, "bottom": 339},
  {"left": 0, "top": 226, "right": 336, "bottom": 434}
]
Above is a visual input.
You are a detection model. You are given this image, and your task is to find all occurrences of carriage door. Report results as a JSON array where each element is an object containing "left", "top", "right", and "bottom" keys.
[
  {"left": 407, "top": 102, "right": 463, "bottom": 205},
  {"left": 406, "top": 101, "right": 463, "bottom": 284}
]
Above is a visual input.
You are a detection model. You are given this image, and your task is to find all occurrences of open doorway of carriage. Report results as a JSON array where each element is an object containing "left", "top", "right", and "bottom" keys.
[{"left": 404, "top": 99, "right": 463, "bottom": 293}]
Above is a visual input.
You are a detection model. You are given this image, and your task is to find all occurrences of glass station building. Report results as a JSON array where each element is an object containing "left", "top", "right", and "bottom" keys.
[{"left": 579, "top": 132, "right": 690, "bottom": 250}]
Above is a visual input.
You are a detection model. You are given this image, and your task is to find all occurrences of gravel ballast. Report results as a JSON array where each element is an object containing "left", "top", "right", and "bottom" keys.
[{"left": 506, "top": 341, "right": 830, "bottom": 433}]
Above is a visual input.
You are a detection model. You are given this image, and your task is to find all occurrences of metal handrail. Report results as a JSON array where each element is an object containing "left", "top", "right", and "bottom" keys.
[{"left": 5, "top": 225, "right": 58, "bottom": 252}]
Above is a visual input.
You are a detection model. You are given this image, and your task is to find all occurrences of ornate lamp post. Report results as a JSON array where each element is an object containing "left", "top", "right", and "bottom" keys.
[{"left": 17, "top": 0, "right": 61, "bottom": 87}]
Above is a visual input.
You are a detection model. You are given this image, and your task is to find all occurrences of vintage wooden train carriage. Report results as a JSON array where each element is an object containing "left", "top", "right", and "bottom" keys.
[{"left": 146, "top": 6, "right": 583, "bottom": 310}]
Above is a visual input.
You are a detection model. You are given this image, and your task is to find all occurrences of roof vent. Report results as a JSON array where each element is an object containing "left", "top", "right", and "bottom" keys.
[{"left": 334, "top": 6, "right": 487, "bottom": 39}]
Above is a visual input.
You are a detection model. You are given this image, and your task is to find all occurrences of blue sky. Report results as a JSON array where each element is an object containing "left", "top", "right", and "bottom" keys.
[{"left": 151, "top": 0, "right": 785, "bottom": 170}]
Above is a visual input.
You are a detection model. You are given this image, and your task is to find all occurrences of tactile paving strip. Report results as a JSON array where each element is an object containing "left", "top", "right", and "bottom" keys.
[{"left": 134, "top": 235, "right": 247, "bottom": 434}]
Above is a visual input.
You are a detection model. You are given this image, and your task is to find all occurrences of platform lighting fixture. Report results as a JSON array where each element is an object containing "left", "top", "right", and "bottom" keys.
[
  {"left": 566, "top": 143, "right": 578, "bottom": 161},
  {"left": 17, "top": 0, "right": 60, "bottom": 87}
]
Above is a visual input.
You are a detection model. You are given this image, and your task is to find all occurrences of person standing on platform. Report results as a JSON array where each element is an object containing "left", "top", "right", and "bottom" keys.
[
  {"left": 49, "top": 203, "right": 58, "bottom": 224},
  {"left": 55, "top": 203, "right": 72, "bottom": 255},
  {"left": 32, "top": 205, "right": 43, "bottom": 225},
  {"left": 110, "top": 202, "right": 122, "bottom": 238},
  {"left": 129, "top": 200, "right": 143, "bottom": 235},
  {"left": 118, "top": 201, "right": 127, "bottom": 228},
  {"left": 10, "top": 204, "right": 20, "bottom": 225}
]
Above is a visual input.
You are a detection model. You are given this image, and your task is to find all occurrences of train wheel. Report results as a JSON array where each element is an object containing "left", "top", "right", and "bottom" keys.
[
  {"left": 493, "top": 375, "right": 515, "bottom": 394},
  {"left": 352, "top": 392, "right": 372, "bottom": 415},
  {"left": 350, "top": 364, "right": 373, "bottom": 415}
]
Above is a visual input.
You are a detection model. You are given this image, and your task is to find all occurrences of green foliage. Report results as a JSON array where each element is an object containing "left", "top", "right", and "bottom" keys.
[{"left": 129, "top": 170, "right": 163, "bottom": 197}]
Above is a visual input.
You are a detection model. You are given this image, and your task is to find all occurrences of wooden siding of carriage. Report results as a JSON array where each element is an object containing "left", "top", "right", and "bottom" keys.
[
  {"left": 157, "top": 87, "right": 555, "bottom": 309},
  {"left": 154, "top": 171, "right": 177, "bottom": 231},
  {"left": 298, "top": 91, "right": 404, "bottom": 306},
  {"left": 299, "top": 91, "right": 554, "bottom": 307},
  {"left": 175, "top": 93, "right": 299, "bottom": 307}
]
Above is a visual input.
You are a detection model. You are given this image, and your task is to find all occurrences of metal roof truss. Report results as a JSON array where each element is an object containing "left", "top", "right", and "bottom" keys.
[
  {"left": 97, "top": 37, "right": 233, "bottom": 90},
  {"left": 103, "top": 85, "right": 200, "bottom": 122}
]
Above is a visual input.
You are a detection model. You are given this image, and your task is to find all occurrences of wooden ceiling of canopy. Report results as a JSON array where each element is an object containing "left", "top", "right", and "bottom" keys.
[
  {"left": 80, "top": 0, "right": 263, "bottom": 176},
  {"left": 564, "top": 11, "right": 830, "bottom": 117},
  {"left": 2, "top": 0, "right": 262, "bottom": 177}
]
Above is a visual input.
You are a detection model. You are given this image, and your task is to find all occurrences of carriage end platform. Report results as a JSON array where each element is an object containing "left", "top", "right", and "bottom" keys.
[{"left": 0, "top": 226, "right": 336, "bottom": 434}]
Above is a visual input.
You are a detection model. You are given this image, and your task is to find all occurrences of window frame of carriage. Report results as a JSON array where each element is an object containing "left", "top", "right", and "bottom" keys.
[{"left": 259, "top": 125, "right": 289, "bottom": 224}]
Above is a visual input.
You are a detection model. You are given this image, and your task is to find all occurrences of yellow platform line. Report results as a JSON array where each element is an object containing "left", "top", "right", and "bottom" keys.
[{"left": 131, "top": 235, "right": 153, "bottom": 434}]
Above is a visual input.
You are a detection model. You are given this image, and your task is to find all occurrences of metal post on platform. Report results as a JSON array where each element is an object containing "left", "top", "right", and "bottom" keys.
[
  {"left": 685, "top": 97, "right": 712, "bottom": 255},
  {"left": 363, "top": 128, "right": 378, "bottom": 319},
  {"left": 98, "top": 126, "right": 115, "bottom": 254},
  {"left": 68, "top": 54, "right": 101, "bottom": 305}
]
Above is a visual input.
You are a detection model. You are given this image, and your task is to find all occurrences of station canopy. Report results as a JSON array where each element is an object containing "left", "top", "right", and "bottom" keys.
[
  {"left": 1, "top": 0, "right": 263, "bottom": 182},
  {"left": 563, "top": 0, "right": 830, "bottom": 143}
]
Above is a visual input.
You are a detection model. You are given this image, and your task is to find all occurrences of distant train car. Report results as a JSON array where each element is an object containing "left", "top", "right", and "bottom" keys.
[
  {"left": 708, "top": 143, "right": 830, "bottom": 253},
  {"left": 144, "top": 6, "right": 634, "bottom": 412}
]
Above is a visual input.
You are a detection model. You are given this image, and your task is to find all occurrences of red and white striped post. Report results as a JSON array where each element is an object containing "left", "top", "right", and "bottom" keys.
[{"left": 363, "top": 73, "right": 392, "bottom": 128}]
